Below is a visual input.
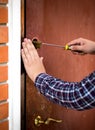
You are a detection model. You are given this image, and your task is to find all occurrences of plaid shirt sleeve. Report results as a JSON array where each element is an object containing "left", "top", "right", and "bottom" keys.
[{"left": 35, "top": 71, "right": 95, "bottom": 110}]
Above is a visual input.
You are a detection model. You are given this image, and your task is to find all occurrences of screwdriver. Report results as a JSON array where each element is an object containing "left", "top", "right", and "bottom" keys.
[{"left": 32, "top": 38, "right": 70, "bottom": 50}]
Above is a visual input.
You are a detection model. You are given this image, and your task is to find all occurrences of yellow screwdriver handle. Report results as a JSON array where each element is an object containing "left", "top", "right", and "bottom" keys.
[
  {"left": 65, "top": 44, "right": 84, "bottom": 54},
  {"left": 64, "top": 45, "right": 70, "bottom": 50}
]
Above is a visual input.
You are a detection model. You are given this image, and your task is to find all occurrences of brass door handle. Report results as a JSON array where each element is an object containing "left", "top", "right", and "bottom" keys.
[{"left": 35, "top": 115, "right": 62, "bottom": 126}]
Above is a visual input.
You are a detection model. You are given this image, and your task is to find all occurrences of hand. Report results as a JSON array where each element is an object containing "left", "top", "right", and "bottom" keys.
[
  {"left": 68, "top": 38, "right": 95, "bottom": 55},
  {"left": 21, "top": 38, "right": 46, "bottom": 82}
]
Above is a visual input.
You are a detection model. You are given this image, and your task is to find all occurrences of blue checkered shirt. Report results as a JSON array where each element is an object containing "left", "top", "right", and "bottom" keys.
[{"left": 35, "top": 71, "right": 95, "bottom": 110}]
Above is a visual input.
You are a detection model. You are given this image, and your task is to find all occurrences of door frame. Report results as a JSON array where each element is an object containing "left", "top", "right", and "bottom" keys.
[{"left": 8, "top": 0, "right": 21, "bottom": 130}]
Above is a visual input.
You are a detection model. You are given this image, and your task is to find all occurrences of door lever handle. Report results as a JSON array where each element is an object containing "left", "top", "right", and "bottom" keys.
[
  {"left": 34, "top": 115, "right": 62, "bottom": 126},
  {"left": 44, "top": 117, "right": 62, "bottom": 125},
  {"left": 35, "top": 116, "right": 44, "bottom": 126}
]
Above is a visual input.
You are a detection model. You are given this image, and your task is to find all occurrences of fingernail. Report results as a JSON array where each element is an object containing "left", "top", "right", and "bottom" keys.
[
  {"left": 28, "top": 39, "right": 31, "bottom": 42},
  {"left": 22, "top": 42, "right": 25, "bottom": 45},
  {"left": 24, "top": 38, "right": 27, "bottom": 41},
  {"left": 69, "top": 46, "right": 73, "bottom": 50}
]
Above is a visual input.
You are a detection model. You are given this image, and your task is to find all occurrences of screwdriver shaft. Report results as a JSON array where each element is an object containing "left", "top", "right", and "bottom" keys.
[{"left": 42, "top": 42, "right": 65, "bottom": 48}]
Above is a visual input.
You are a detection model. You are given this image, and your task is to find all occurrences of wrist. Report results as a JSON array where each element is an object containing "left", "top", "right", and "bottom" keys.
[{"left": 32, "top": 72, "right": 46, "bottom": 83}]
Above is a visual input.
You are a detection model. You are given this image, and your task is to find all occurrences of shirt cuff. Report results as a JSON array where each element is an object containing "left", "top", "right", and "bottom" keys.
[{"left": 35, "top": 73, "right": 50, "bottom": 87}]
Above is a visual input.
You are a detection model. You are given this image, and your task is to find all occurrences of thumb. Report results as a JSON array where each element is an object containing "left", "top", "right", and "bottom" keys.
[
  {"left": 70, "top": 45, "right": 86, "bottom": 55},
  {"left": 40, "top": 57, "right": 44, "bottom": 62},
  {"left": 70, "top": 45, "right": 83, "bottom": 51}
]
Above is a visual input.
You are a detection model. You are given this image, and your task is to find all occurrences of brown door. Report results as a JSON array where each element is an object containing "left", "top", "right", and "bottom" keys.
[{"left": 25, "top": 0, "right": 95, "bottom": 130}]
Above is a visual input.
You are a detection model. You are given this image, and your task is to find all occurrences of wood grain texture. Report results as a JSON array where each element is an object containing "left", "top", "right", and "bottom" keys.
[{"left": 26, "top": 0, "right": 95, "bottom": 130}]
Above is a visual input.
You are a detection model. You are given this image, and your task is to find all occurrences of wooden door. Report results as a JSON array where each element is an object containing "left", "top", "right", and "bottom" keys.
[{"left": 26, "top": 0, "right": 95, "bottom": 130}]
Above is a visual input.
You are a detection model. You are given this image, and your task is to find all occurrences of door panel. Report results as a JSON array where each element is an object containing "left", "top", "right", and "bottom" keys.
[{"left": 26, "top": 0, "right": 95, "bottom": 130}]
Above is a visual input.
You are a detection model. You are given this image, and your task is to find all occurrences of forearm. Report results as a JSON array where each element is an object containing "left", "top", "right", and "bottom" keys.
[{"left": 35, "top": 71, "right": 95, "bottom": 110}]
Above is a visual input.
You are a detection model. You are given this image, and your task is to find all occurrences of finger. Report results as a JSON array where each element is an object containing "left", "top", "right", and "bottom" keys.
[
  {"left": 71, "top": 51, "right": 79, "bottom": 55},
  {"left": 24, "top": 38, "right": 36, "bottom": 50},
  {"left": 68, "top": 38, "right": 84, "bottom": 46},
  {"left": 23, "top": 38, "right": 35, "bottom": 58},
  {"left": 40, "top": 57, "right": 43, "bottom": 60},
  {"left": 70, "top": 46, "right": 86, "bottom": 55},
  {"left": 21, "top": 49, "right": 28, "bottom": 64},
  {"left": 40, "top": 57, "right": 44, "bottom": 63},
  {"left": 68, "top": 39, "right": 79, "bottom": 46},
  {"left": 26, "top": 39, "right": 39, "bottom": 58},
  {"left": 70, "top": 45, "right": 84, "bottom": 51},
  {"left": 22, "top": 41, "right": 32, "bottom": 62}
]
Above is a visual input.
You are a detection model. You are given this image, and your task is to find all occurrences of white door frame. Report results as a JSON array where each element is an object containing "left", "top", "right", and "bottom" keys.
[{"left": 8, "top": 0, "right": 21, "bottom": 130}]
